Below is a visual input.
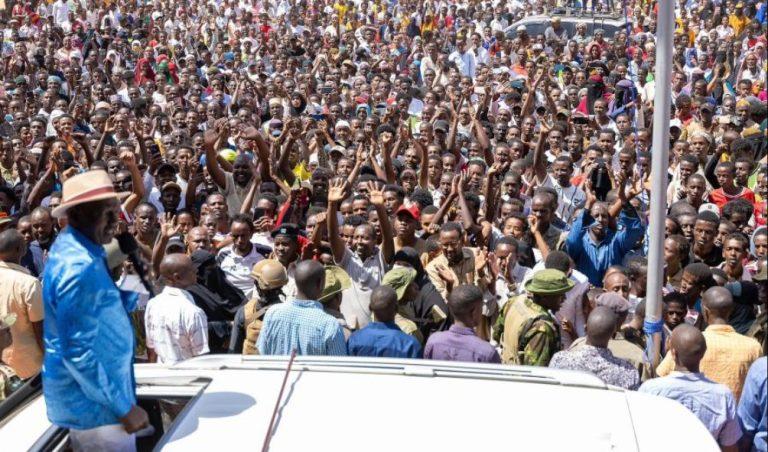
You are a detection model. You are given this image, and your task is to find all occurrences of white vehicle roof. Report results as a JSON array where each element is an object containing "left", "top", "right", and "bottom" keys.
[{"left": 1, "top": 356, "right": 719, "bottom": 452}]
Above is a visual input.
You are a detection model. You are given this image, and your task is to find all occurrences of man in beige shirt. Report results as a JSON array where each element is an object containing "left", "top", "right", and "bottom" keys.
[
  {"left": 424, "top": 223, "right": 486, "bottom": 301},
  {"left": 0, "top": 229, "right": 44, "bottom": 381},
  {"left": 656, "top": 286, "right": 761, "bottom": 400}
]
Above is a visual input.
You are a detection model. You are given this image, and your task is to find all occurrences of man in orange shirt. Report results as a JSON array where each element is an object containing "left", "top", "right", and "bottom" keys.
[
  {"left": 708, "top": 161, "right": 756, "bottom": 211},
  {"left": 656, "top": 286, "right": 761, "bottom": 401}
]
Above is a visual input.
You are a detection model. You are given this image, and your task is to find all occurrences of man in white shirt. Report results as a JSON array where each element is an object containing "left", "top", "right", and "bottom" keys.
[
  {"left": 448, "top": 39, "right": 476, "bottom": 79},
  {"left": 145, "top": 254, "right": 209, "bottom": 364},
  {"left": 217, "top": 214, "right": 264, "bottom": 298},
  {"left": 51, "top": 0, "right": 70, "bottom": 26}
]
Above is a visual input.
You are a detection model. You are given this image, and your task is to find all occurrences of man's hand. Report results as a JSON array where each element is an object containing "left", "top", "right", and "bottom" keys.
[
  {"left": 161, "top": 214, "right": 181, "bottom": 238},
  {"left": 366, "top": 181, "right": 385, "bottom": 206},
  {"left": 119, "top": 150, "right": 136, "bottom": 168},
  {"left": 474, "top": 248, "right": 489, "bottom": 272},
  {"left": 434, "top": 263, "right": 456, "bottom": 288},
  {"left": 528, "top": 214, "right": 540, "bottom": 233},
  {"left": 327, "top": 178, "right": 348, "bottom": 203},
  {"left": 119, "top": 405, "right": 149, "bottom": 434}
]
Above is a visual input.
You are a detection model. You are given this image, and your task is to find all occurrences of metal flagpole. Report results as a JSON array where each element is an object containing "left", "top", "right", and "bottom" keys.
[{"left": 644, "top": 0, "right": 675, "bottom": 372}]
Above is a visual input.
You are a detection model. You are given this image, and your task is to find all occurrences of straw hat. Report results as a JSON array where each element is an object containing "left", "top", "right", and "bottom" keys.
[{"left": 52, "top": 170, "right": 130, "bottom": 218}]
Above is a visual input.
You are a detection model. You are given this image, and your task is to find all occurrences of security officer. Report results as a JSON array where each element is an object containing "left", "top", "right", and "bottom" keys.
[
  {"left": 382, "top": 267, "right": 424, "bottom": 345},
  {"left": 319, "top": 266, "right": 353, "bottom": 339},
  {"left": 500, "top": 269, "right": 573, "bottom": 366},
  {"left": 228, "top": 259, "right": 288, "bottom": 354}
]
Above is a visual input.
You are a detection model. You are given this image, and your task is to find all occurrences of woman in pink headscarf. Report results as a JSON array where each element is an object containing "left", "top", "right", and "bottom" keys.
[
  {"left": 134, "top": 58, "right": 155, "bottom": 86},
  {"left": 134, "top": 48, "right": 155, "bottom": 86}
]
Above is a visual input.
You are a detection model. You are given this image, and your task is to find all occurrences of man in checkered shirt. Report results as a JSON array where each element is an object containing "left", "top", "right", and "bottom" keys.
[{"left": 257, "top": 260, "right": 347, "bottom": 356}]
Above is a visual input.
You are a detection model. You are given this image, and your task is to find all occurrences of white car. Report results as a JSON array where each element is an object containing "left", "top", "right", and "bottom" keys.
[{"left": 0, "top": 355, "right": 718, "bottom": 451}]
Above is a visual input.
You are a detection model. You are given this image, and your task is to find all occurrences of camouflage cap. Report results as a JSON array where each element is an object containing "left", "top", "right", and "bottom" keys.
[
  {"left": 524, "top": 269, "right": 574, "bottom": 295},
  {"left": 319, "top": 266, "right": 352, "bottom": 303},
  {"left": 382, "top": 267, "right": 417, "bottom": 301}
]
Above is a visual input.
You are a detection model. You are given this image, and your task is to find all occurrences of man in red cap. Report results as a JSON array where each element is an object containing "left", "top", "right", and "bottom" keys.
[{"left": 393, "top": 203, "right": 428, "bottom": 264}]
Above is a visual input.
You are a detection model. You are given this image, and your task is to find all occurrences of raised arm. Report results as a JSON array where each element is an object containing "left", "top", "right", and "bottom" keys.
[
  {"left": 445, "top": 95, "right": 463, "bottom": 157},
  {"left": 326, "top": 178, "right": 349, "bottom": 264},
  {"left": 704, "top": 143, "right": 726, "bottom": 189},
  {"left": 532, "top": 121, "right": 550, "bottom": 183},
  {"left": 152, "top": 214, "right": 181, "bottom": 276},
  {"left": 366, "top": 181, "right": 394, "bottom": 264},
  {"left": 119, "top": 151, "right": 145, "bottom": 214},
  {"left": 203, "top": 120, "right": 228, "bottom": 189}
]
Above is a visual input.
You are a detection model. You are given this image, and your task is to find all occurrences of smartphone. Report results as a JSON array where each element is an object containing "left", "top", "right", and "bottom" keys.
[{"left": 253, "top": 207, "right": 266, "bottom": 220}]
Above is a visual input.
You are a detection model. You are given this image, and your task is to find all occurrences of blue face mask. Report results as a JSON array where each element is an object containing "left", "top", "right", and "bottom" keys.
[{"left": 4, "top": 114, "right": 13, "bottom": 122}]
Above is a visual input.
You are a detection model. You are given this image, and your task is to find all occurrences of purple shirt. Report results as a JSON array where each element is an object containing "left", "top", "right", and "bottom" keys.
[{"left": 424, "top": 325, "right": 501, "bottom": 364}]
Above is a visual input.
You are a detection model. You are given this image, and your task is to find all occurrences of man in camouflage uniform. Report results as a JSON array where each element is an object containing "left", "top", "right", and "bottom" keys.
[
  {"left": 229, "top": 259, "right": 288, "bottom": 354},
  {"left": 500, "top": 269, "right": 573, "bottom": 366},
  {"left": 382, "top": 267, "right": 424, "bottom": 345}
]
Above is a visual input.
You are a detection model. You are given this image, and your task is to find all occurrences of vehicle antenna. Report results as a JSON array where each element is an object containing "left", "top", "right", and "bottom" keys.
[{"left": 261, "top": 349, "right": 297, "bottom": 452}]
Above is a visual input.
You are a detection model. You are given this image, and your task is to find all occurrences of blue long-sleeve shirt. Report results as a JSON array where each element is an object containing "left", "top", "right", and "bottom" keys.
[
  {"left": 737, "top": 357, "right": 767, "bottom": 452},
  {"left": 42, "top": 227, "right": 138, "bottom": 430},
  {"left": 348, "top": 321, "right": 422, "bottom": 359},
  {"left": 565, "top": 207, "right": 645, "bottom": 286}
]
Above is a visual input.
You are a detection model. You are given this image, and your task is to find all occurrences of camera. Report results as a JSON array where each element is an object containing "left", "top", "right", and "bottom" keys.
[{"left": 590, "top": 158, "right": 612, "bottom": 201}]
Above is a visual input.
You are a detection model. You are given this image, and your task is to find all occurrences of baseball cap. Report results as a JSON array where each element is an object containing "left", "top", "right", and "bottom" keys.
[
  {"left": 319, "top": 266, "right": 352, "bottom": 302},
  {"left": 395, "top": 204, "right": 421, "bottom": 221},
  {"left": 433, "top": 120, "right": 450, "bottom": 133},
  {"left": 329, "top": 145, "right": 346, "bottom": 156},
  {"left": 154, "top": 162, "right": 177, "bottom": 176},
  {"left": 165, "top": 235, "right": 186, "bottom": 253},
  {"left": 698, "top": 203, "right": 720, "bottom": 217},
  {"left": 595, "top": 292, "right": 631, "bottom": 314},
  {"left": 161, "top": 181, "right": 182, "bottom": 193},
  {"left": 270, "top": 223, "right": 302, "bottom": 238}
]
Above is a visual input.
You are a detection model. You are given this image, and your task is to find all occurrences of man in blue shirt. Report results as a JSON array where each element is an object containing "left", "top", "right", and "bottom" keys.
[
  {"left": 42, "top": 170, "right": 148, "bottom": 451},
  {"left": 639, "top": 324, "right": 742, "bottom": 450},
  {"left": 737, "top": 356, "right": 767, "bottom": 452},
  {"left": 257, "top": 260, "right": 347, "bottom": 356},
  {"left": 348, "top": 285, "right": 422, "bottom": 358},
  {"left": 566, "top": 176, "right": 644, "bottom": 286}
]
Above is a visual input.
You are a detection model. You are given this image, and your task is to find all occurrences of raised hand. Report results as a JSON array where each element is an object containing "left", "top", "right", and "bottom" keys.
[
  {"left": 434, "top": 263, "right": 457, "bottom": 288},
  {"left": 161, "top": 215, "right": 181, "bottom": 238},
  {"left": 527, "top": 214, "right": 540, "bottom": 233},
  {"left": 474, "top": 248, "right": 489, "bottom": 272},
  {"left": 449, "top": 173, "right": 461, "bottom": 197},
  {"left": 327, "top": 178, "right": 348, "bottom": 203},
  {"left": 366, "top": 181, "right": 385, "bottom": 206},
  {"left": 104, "top": 116, "right": 117, "bottom": 134},
  {"left": 119, "top": 150, "right": 137, "bottom": 168}
]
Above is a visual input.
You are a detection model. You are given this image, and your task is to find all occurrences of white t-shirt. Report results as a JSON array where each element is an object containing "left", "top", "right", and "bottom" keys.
[{"left": 216, "top": 244, "right": 264, "bottom": 299}]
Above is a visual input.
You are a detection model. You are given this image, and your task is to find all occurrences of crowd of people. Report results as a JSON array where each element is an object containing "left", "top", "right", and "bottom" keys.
[{"left": 0, "top": 0, "right": 766, "bottom": 450}]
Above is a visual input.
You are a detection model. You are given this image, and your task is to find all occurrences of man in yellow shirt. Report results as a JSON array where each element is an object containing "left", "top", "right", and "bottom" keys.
[
  {"left": 656, "top": 286, "right": 761, "bottom": 401},
  {"left": 728, "top": 3, "right": 751, "bottom": 37},
  {"left": 0, "top": 229, "right": 44, "bottom": 395}
]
